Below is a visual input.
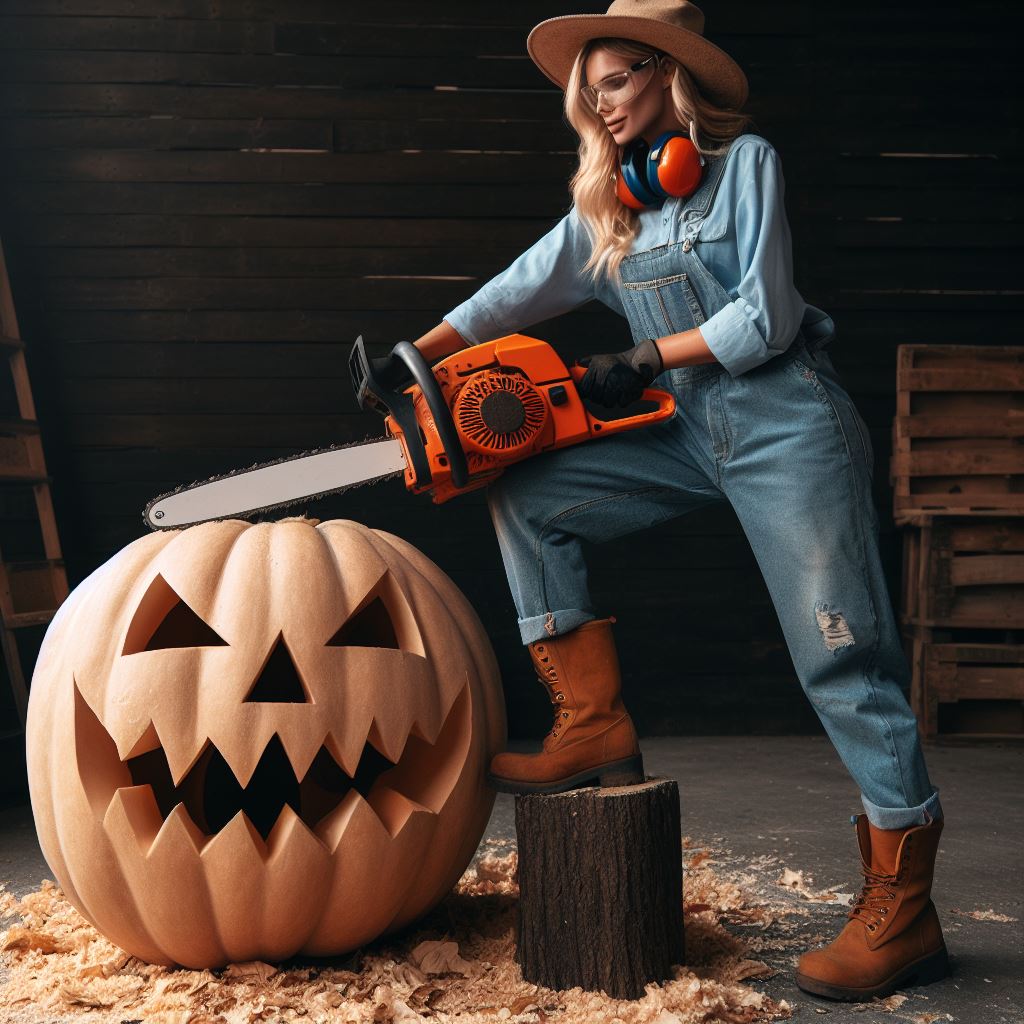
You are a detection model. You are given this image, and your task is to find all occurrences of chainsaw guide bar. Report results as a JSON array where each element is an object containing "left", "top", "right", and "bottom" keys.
[{"left": 142, "top": 435, "right": 406, "bottom": 531}]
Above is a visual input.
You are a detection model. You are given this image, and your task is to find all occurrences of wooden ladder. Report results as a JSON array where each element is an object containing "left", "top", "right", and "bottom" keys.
[{"left": 0, "top": 237, "right": 68, "bottom": 736}]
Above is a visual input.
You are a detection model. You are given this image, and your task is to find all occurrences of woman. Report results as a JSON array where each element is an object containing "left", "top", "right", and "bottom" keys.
[{"left": 402, "top": 0, "right": 949, "bottom": 1002}]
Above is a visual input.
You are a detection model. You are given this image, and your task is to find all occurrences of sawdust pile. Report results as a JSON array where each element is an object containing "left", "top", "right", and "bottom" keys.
[{"left": 0, "top": 839, "right": 795, "bottom": 1024}]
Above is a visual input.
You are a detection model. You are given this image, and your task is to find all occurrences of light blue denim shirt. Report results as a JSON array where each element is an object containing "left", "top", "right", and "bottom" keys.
[{"left": 443, "top": 133, "right": 833, "bottom": 378}]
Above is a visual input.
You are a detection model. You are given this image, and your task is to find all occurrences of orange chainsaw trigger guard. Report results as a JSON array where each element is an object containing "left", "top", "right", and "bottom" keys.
[{"left": 382, "top": 333, "right": 676, "bottom": 504}]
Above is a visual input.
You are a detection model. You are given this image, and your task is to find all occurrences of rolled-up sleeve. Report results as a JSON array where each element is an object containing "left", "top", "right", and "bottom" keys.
[
  {"left": 697, "top": 141, "right": 805, "bottom": 377},
  {"left": 443, "top": 206, "right": 595, "bottom": 346}
]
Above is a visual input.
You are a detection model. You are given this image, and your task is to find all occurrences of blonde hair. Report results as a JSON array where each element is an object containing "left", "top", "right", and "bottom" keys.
[{"left": 564, "top": 37, "right": 755, "bottom": 283}]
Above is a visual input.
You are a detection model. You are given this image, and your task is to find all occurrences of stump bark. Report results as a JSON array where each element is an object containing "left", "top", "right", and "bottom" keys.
[{"left": 513, "top": 777, "right": 684, "bottom": 999}]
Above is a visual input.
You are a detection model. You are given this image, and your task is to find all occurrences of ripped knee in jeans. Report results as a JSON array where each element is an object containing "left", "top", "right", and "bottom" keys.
[{"left": 815, "top": 601, "right": 855, "bottom": 653}]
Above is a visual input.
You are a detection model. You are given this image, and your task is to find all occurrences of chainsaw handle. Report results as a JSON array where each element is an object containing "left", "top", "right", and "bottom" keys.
[
  {"left": 391, "top": 341, "right": 470, "bottom": 489},
  {"left": 349, "top": 334, "right": 396, "bottom": 416},
  {"left": 568, "top": 365, "right": 676, "bottom": 436},
  {"left": 348, "top": 335, "right": 467, "bottom": 489}
]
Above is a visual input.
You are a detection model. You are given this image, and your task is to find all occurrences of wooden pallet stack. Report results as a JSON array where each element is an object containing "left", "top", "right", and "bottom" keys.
[{"left": 891, "top": 345, "right": 1024, "bottom": 742}]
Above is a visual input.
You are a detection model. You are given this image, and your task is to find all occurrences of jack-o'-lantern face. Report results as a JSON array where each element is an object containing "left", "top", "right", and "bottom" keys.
[{"left": 27, "top": 519, "right": 506, "bottom": 968}]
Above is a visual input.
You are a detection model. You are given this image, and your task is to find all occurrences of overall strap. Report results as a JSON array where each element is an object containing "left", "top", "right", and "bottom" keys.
[{"left": 679, "top": 136, "right": 740, "bottom": 227}]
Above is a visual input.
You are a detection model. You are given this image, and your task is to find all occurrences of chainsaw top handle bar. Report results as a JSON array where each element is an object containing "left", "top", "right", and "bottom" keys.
[{"left": 347, "top": 335, "right": 469, "bottom": 489}]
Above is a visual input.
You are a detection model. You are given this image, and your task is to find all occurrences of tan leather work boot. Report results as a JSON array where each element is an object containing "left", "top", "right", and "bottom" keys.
[
  {"left": 486, "top": 617, "right": 645, "bottom": 794},
  {"left": 796, "top": 814, "right": 950, "bottom": 1001}
]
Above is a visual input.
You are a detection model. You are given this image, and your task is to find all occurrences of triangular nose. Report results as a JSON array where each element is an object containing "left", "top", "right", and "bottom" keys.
[{"left": 244, "top": 633, "right": 310, "bottom": 703}]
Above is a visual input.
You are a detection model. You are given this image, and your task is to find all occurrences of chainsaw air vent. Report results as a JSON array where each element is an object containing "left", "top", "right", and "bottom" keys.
[{"left": 453, "top": 371, "right": 549, "bottom": 456}]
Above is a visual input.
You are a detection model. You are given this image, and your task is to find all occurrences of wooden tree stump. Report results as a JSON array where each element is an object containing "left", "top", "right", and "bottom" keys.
[{"left": 513, "top": 777, "right": 684, "bottom": 999}]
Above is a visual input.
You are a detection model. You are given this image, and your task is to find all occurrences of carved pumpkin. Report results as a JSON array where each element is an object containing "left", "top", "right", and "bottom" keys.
[{"left": 26, "top": 518, "right": 506, "bottom": 968}]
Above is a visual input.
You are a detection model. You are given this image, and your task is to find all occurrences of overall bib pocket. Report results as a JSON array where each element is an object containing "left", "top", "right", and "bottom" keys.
[{"left": 622, "top": 270, "right": 707, "bottom": 334}]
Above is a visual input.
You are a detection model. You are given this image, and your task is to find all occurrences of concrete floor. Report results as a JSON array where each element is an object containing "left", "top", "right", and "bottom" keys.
[{"left": 2, "top": 736, "right": 1021, "bottom": 1023}]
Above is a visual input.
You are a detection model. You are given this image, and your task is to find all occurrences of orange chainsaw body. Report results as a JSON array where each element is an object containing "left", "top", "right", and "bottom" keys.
[{"left": 382, "top": 333, "right": 676, "bottom": 503}]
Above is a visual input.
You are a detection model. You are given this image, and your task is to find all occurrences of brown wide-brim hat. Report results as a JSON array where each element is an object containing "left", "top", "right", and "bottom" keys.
[{"left": 527, "top": 0, "right": 748, "bottom": 110}]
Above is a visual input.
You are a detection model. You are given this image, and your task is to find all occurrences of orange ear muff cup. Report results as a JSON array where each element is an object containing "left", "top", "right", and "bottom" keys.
[
  {"left": 616, "top": 173, "right": 648, "bottom": 211},
  {"left": 652, "top": 135, "right": 704, "bottom": 199}
]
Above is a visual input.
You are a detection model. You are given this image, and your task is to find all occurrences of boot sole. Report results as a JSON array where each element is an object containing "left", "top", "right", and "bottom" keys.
[
  {"left": 795, "top": 944, "right": 950, "bottom": 1001},
  {"left": 486, "top": 754, "right": 645, "bottom": 795}
]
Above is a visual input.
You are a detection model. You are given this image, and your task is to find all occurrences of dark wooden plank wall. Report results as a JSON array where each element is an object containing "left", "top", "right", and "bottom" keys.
[{"left": 0, "top": 0, "right": 1017, "bottom": 748}]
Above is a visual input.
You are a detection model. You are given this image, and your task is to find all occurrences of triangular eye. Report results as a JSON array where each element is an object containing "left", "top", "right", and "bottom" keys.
[
  {"left": 326, "top": 594, "right": 399, "bottom": 650},
  {"left": 123, "top": 573, "right": 228, "bottom": 655}
]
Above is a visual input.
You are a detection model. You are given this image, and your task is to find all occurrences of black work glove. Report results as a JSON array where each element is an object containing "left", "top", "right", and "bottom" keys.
[
  {"left": 576, "top": 338, "right": 664, "bottom": 408},
  {"left": 368, "top": 350, "right": 415, "bottom": 392},
  {"left": 350, "top": 340, "right": 416, "bottom": 414}
]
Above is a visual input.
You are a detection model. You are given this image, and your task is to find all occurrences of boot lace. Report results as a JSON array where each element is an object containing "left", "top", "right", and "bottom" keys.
[
  {"left": 847, "top": 836, "right": 912, "bottom": 932},
  {"left": 533, "top": 644, "right": 570, "bottom": 740}
]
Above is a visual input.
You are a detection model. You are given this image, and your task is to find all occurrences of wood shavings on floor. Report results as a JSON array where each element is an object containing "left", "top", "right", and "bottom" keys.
[
  {"left": 775, "top": 868, "right": 854, "bottom": 907},
  {"left": 950, "top": 907, "right": 1017, "bottom": 923},
  {"left": 0, "top": 837, "right": 812, "bottom": 1024}
]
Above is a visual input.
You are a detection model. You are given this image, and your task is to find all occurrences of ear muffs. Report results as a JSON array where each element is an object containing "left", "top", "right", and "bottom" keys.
[{"left": 616, "top": 130, "right": 704, "bottom": 210}]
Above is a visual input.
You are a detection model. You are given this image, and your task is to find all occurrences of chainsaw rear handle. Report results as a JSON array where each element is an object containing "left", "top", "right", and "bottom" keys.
[
  {"left": 348, "top": 335, "right": 469, "bottom": 489},
  {"left": 567, "top": 365, "right": 676, "bottom": 433}
]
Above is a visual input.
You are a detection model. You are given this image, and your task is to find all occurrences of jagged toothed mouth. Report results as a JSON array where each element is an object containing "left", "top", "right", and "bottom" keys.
[
  {"left": 130, "top": 728, "right": 409, "bottom": 839},
  {"left": 74, "top": 677, "right": 471, "bottom": 857}
]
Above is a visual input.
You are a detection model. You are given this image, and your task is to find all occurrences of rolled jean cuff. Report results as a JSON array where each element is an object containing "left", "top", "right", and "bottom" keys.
[
  {"left": 517, "top": 608, "right": 596, "bottom": 645},
  {"left": 860, "top": 789, "right": 943, "bottom": 830}
]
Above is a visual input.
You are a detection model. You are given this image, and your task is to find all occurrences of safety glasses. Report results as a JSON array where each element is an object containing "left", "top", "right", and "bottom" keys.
[{"left": 579, "top": 55, "right": 659, "bottom": 112}]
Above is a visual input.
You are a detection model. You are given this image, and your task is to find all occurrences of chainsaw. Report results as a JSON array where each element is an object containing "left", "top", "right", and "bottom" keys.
[{"left": 142, "top": 333, "right": 676, "bottom": 531}]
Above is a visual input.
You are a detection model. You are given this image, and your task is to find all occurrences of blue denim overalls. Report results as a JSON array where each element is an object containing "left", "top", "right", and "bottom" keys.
[{"left": 484, "top": 146, "right": 942, "bottom": 830}]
